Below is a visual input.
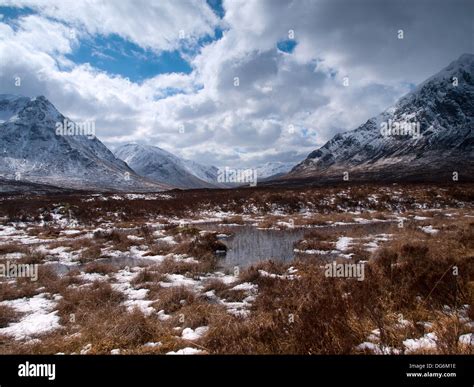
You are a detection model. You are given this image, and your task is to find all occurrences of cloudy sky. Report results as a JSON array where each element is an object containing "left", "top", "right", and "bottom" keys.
[{"left": 0, "top": 0, "right": 473, "bottom": 168}]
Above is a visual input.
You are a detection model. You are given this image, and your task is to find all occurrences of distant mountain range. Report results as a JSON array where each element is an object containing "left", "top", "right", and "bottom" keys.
[
  {"left": 274, "top": 53, "right": 474, "bottom": 184},
  {"left": 113, "top": 146, "right": 295, "bottom": 187},
  {"left": 1, "top": 53, "right": 472, "bottom": 193},
  {"left": 0, "top": 95, "right": 170, "bottom": 192},
  {"left": 0, "top": 94, "right": 300, "bottom": 191},
  {"left": 114, "top": 144, "right": 221, "bottom": 189}
]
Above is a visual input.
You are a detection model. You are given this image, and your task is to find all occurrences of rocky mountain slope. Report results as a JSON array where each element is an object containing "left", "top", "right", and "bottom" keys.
[
  {"left": 281, "top": 53, "right": 474, "bottom": 183},
  {"left": 257, "top": 161, "right": 295, "bottom": 179},
  {"left": 114, "top": 144, "right": 221, "bottom": 189},
  {"left": 0, "top": 95, "right": 169, "bottom": 191}
]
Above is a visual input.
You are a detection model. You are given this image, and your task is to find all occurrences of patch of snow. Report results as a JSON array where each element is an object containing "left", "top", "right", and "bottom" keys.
[
  {"left": 181, "top": 326, "right": 209, "bottom": 341},
  {"left": 160, "top": 274, "right": 202, "bottom": 289},
  {"left": 61, "top": 229, "right": 82, "bottom": 235},
  {"left": 459, "top": 333, "right": 473, "bottom": 346},
  {"left": 80, "top": 343, "right": 92, "bottom": 354},
  {"left": 79, "top": 272, "right": 108, "bottom": 282},
  {"left": 294, "top": 249, "right": 334, "bottom": 255},
  {"left": 420, "top": 225, "right": 439, "bottom": 234},
  {"left": 287, "top": 266, "right": 298, "bottom": 274},
  {"left": 157, "top": 310, "right": 171, "bottom": 321},
  {"left": 0, "top": 293, "right": 60, "bottom": 340},
  {"left": 144, "top": 342, "right": 162, "bottom": 348},
  {"left": 167, "top": 347, "right": 203, "bottom": 355},
  {"left": 403, "top": 333, "right": 437, "bottom": 353},
  {"left": 258, "top": 270, "right": 297, "bottom": 280},
  {"left": 204, "top": 272, "right": 237, "bottom": 285},
  {"left": 355, "top": 342, "right": 400, "bottom": 354},
  {"left": 231, "top": 282, "right": 258, "bottom": 292},
  {"left": 336, "top": 236, "right": 353, "bottom": 251},
  {"left": 127, "top": 235, "right": 144, "bottom": 241}
]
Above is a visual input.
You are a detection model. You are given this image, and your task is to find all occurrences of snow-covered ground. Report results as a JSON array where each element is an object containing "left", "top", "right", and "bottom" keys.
[{"left": 0, "top": 200, "right": 472, "bottom": 355}]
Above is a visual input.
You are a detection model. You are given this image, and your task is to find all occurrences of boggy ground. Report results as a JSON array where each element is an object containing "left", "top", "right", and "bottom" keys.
[{"left": 0, "top": 183, "right": 473, "bottom": 354}]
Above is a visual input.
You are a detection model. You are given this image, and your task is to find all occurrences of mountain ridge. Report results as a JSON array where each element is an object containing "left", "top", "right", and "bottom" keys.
[
  {"left": 114, "top": 143, "right": 221, "bottom": 189},
  {"left": 277, "top": 53, "right": 474, "bottom": 184},
  {"left": 0, "top": 95, "right": 170, "bottom": 192}
]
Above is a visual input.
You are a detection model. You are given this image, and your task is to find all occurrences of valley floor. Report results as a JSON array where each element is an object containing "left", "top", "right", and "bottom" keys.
[{"left": 0, "top": 184, "right": 473, "bottom": 354}]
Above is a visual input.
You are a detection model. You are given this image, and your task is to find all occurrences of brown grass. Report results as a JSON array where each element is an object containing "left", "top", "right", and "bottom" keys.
[
  {"left": 152, "top": 257, "right": 199, "bottom": 276},
  {"left": 0, "top": 280, "right": 38, "bottom": 300},
  {"left": 151, "top": 286, "right": 196, "bottom": 314},
  {"left": 78, "top": 245, "right": 102, "bottom": 263},
  {"left": 202, "top": 279, "right": 247, "bottom": 302},
  {"left": 19, "top": 250, "right": 47, "bottom": 264},
  {"left": 204, "top": 267, "right": 364, "bottom": 354},
  {"left": 0, "top": 304, "right": 21, "bottom": 328},
  {"left": 145, "top": 240, "right": 173, "bottom": 256},
  {"left": 172, "top": 301, "right": 227, "bottom": 330},
  {"left": 130, "top": 266, "right": 165, "bottom": 286},
  {"left": 222, "top": 215, "right": 244, "bottom": 225},
  {"left": 171, "top": 233, "right": 226, "bottom": 272},
  {"left": 83, "top": 262, "right": 117, "bottom": 275},
  {"left": 93, "top": 229, "right": 138, "bottom": 251},
  {"left": 0, "top": 184, "right": 472, "bottom": 355},
  {"left": 57, "top": 281, "right": 125, "bottom": 324},
  {"left": 0, "top": 243, "right": 28, "bottom": 255},
  {"left": 2, "top": 183, "right": 471, "bottom": 223}
]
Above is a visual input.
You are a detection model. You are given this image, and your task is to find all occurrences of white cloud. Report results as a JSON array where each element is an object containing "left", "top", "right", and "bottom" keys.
[{"left": 2, "top": 0, "right": 219, "bottom": 52}]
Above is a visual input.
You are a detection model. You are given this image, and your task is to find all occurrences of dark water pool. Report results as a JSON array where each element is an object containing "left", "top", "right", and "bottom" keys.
[{"left": 213, "top": 225, "right": 305, "bottom": 269}]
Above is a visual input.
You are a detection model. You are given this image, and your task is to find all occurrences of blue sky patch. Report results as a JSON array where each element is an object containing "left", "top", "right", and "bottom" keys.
[
  {"left": 0, "top": 6, "right": 34, "bottom": 24},
  {"left": 206, "top": 0, "right": 225, "bottom": 18},
  {"left": 0, "top": 5, "right": 227, "bottom": 84},
  {"left": 277, "top": 39, "right": 297, "bottom": 53},
  {"left": 182, "top": 26, "right": 224, "bottom": 57},
  {"left": 66, "top": 34, "right": 193, "bottom": 83}
]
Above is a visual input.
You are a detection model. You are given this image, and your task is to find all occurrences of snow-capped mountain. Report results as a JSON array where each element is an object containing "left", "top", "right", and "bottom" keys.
[
  {"left": 181, "top": 159, "right": 220, "bottom": 185},
  {"left": 114, "top": 144, "right": 220, "bottom": 189},
  {"left": 0, "top": 95, "right": 30, "bottom": 123},
  {"left": 284, "top": 53, "right": 474, "bottom": 183},
  {"left": 0, "top": 95, "right": 169, "bottom": 191},
  {"left": 257, "top": 161, "right": 295, "bottom": 179}
]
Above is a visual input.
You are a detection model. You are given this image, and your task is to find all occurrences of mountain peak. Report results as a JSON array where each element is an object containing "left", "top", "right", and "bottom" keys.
[
  {"left": 121, "top": 143, "right": 166, "bottom": 153},
  {"left": 284, "top": 54, "right": 474, "bottom": 183},
  {"left": 0, "top": 96, "right": 168, "bottom": 191},
  {"left": 456, "top": 53, "right": 474, "bottom": 63},
  {"left": 0, "top": 94, "right": 63, "bottom": 124},
  {"left": 115, "top": 143, "right": 220, "bottom": 189},
  {"left": 416, "top": 52, "right": 474, "bottom": 90}
]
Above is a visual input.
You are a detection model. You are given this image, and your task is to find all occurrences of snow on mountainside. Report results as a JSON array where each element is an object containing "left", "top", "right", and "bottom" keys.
[
  {"left": 257, "top": 161, "right": 294, "bottom": 179},
  {"left": 181, "top": 159, "right": 219, "bottom": 185},
  {"left": 0, "top": 95, "right": 30, "bottom": 123},
  {"left": 114, "top": 144, "right": 220, "bottom": 189},
  {"left": 0, "top": 95, "right": 169, "bottom": 191},
  {"left": 285, "top": 53, "right": 474, "bottom": 182}
]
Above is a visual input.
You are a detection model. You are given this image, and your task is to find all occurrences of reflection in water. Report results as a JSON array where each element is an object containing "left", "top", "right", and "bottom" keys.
[
  {"left": 45, "top": 221, "right": 396, "bottom": 275},
  {"left": 46, "top": 226, "right": 303, "bottom": 275},
  {"left": 217, "top": 226, "right": 305, "bottom": 269}
]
